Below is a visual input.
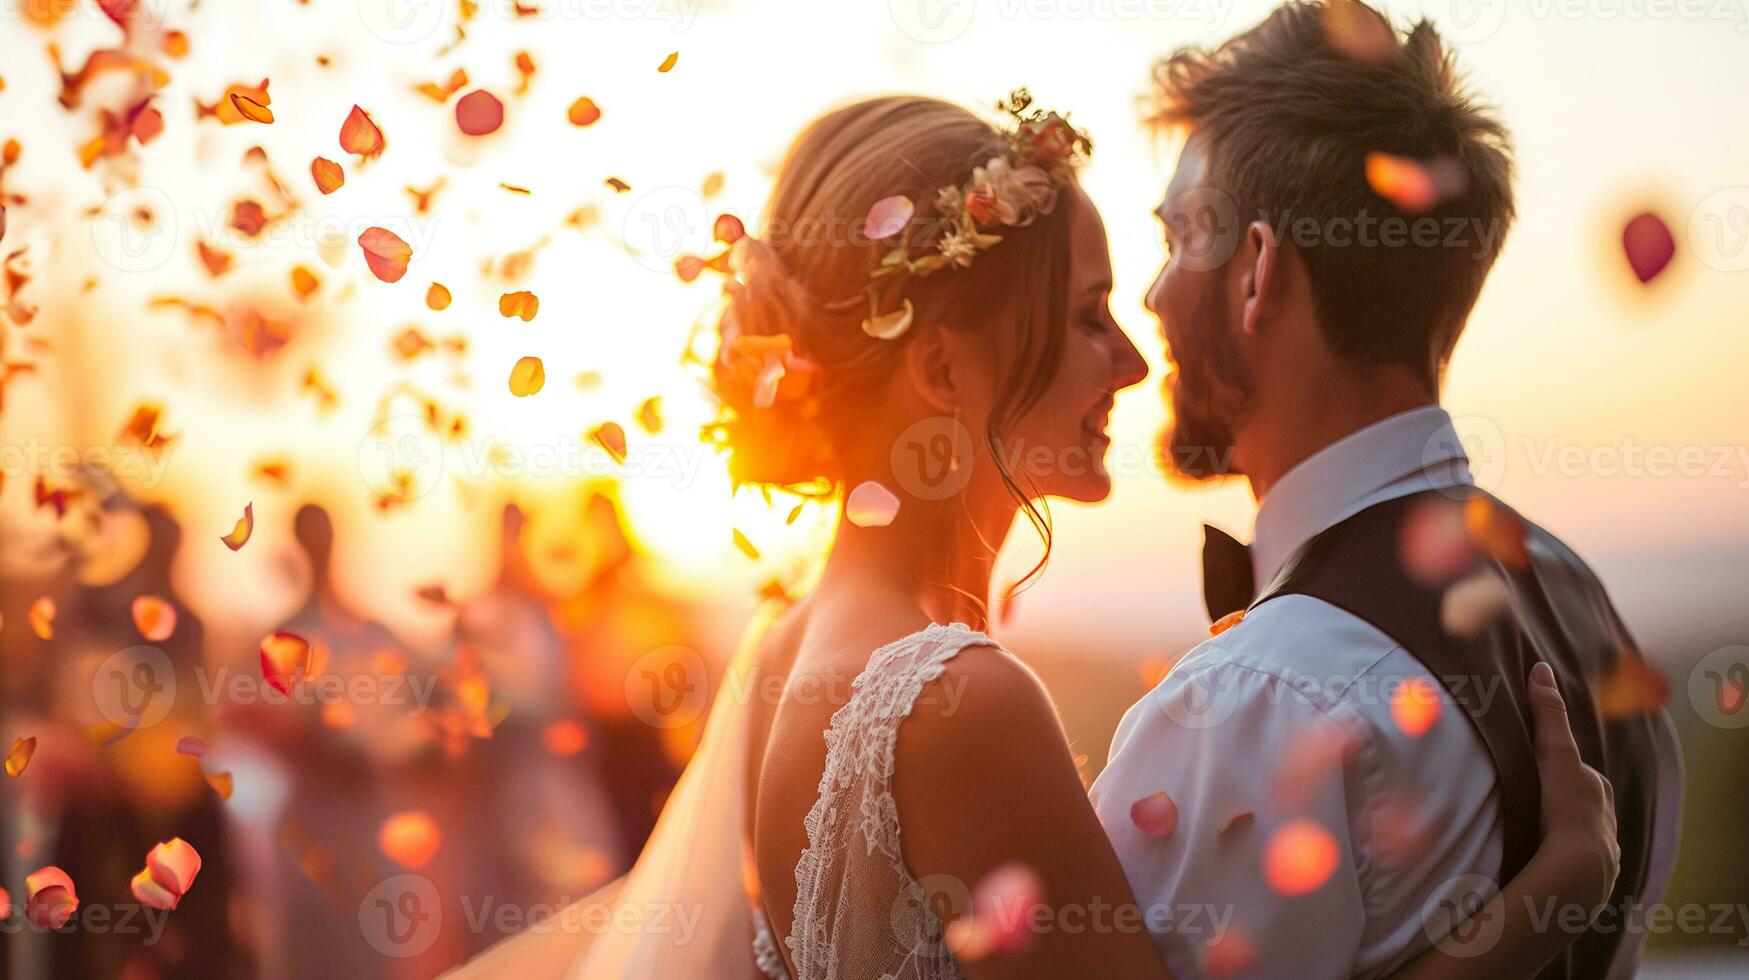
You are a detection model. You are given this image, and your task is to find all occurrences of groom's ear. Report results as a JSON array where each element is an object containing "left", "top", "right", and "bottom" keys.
[
  {"left": 1239, "top": 220, "right": 1286, "bottom": 338},
  {"left": 902, "top": 324, "right": 960, "bottom": 414}
]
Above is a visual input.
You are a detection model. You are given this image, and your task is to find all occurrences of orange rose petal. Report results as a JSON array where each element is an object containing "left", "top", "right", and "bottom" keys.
[
  {"left": 6, "top": 736, "right": 36, "bottom": 778},
  {"left": 131, "top": 867, "right": 178, "bottom": 910},
  {"left": 1130, "top": 790, "right": 1180, "bottom": 838},
  {"left": 567, "top": 96, "right": 602, "bottom": 127},
  {"left": 357, "top": 226, "right": 412, "bottom": 283},
  {"left": 147, "top": 838, "right": 202, "bottom": 897},
  {"left": 589, "top": 421, "right": 627, "bottom": 465},
  {"left": 1209, "top": 609, "right": 1245, "bottom": 636},
  {"left": 713, "top": 213, "right": 746, "bottom": 245},
  {"left": 1390, "top": 676, "right": 1443, "bottom": 738},
  {"left": 1594, "top": 653, "right": 1671, "bottom": 719},
  {"left": 229, "top": 93, "right": 274, "bottom": 124},
  {"left": 379, "top": 811, "right": 441, "bottom": 869},
  {"left": 426, "top": 282, "right": 451, "bottom": 310},
  {"left": 290, "top": 265, "right": 320, "bottom": 298},
  {"left": 339, "top": 105, "right": 384, "bottom": 156},
  {"left": 1263, "top": 820, "right": 1340, "bottom": 896},
  {"left": 131, "top": 595, "right": 177, "bottom": 641},
  {"left": 845, "top": 481, "right": 901, "bottom": 528},
  {"left": 541, "top": 719, "right": 589, "bottom": 757},
  {"left": 310, "top": 156, "right": 344, "bottom": 194},
  {"left": 1463, "top": 496, "right": 1529, "bottom": 568},
  {"left": 657, "top": 51, "right": 679, "bottom": 72},
  {"left": 258, "top": 630, "right": 311, "bottom": 695},
  {"left": 205, "top": 770, "right": 235, "bottom": 800},
  {"left": 455, "top": 89, "right": 504, "bottom": 136},
  {"left": 25, "top": 867, "right": 77, "bottom": 929},
  {"left": 732, "top": 529, "right": 761, "bottom": 560},
  {"left": 28, "top": 596, "right": 54, "bottom": 639},
  {"left": 1203, "top": 924, "right": 1260, "bottom": 977},
  {"left": 508, "top": 356, "right": 546, "bottom": 397},
  {"left": 0, "top": 885, "right": 10, "bottom": 919},
  {"left": 197, "top": 240, "right": 233, "bottom": 277},
  {"left": 635, "top": 396, "right": 663, "bottom": 434},
  {"left": 221, "top": 502, "right": 254, "bottom": 551},
  {"left": 498, "top": 290, "right": 539, "bottom": 320}
]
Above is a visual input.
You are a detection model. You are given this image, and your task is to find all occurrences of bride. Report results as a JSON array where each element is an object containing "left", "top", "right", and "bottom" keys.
[{"left": 454, "top": 93, "right": 1618, "bottom": 979}]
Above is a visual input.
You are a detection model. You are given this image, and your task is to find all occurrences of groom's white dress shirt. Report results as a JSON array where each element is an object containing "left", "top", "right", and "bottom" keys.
[{"left": 1090, "top": 406, "right": 1503, "bottom": 979}]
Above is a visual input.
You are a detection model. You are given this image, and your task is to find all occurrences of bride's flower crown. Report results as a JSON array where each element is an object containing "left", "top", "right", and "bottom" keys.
[{"left": 842, "top": 89, "right": 1094, "bottom": 339}]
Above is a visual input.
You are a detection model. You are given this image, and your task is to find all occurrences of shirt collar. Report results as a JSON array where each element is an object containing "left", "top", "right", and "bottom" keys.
[{"left": 1249, "top": 405, "right": 1473, "bottom": 591}]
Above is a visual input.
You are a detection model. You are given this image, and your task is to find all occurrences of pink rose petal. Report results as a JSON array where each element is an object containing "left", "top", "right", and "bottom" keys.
[
  {"left": 845, "top": 481, "right": 901, "bottom": 528},
  {"left": 358, "top": 226, "right": 412, "bottom": 283},
  {"left": 25, "top": 866, "right": 77, "bottom": 929},
  {"left": 1130, "top": 790, "right": 1180, "bottom": 838},
  {"left": 864, "top": 195, "right": 914, "bottom": 240}
]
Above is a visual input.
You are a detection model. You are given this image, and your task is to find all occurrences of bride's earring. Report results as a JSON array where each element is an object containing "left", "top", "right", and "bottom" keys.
[{"left": 950, "top": 405, "right": 962, "bottom": 473}]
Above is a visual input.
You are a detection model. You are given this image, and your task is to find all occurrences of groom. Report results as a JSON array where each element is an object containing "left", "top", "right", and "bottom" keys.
[{"left": 1090, "top": 4, "right": 1680, "bottom": 978}]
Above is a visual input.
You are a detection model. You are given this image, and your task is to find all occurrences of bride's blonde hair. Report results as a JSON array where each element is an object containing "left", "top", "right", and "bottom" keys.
[{"left": 712, "top": 96, "right": 1080, "bottom": 579}]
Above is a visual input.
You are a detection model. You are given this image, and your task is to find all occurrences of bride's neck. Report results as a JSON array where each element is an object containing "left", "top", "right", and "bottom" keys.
[{"left": 812, "top": 488, "right": 1018, "bottom": 629}]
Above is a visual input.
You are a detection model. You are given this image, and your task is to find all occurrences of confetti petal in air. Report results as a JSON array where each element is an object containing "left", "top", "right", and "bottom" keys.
[
  {"left": 1440, "top": 570, "right": 1510, "bottom": 638},
  {"left": 1323, "top": 0, "right": 1397, "bottom": 63},
  {"left": 131, "top": 595, "right": 177, "bottom": 641},
  {"left": 358, "top": 226, "right": 412, "bottom": 283},
  {"left": 732, "top": 529, "right": 761, "bottom": 560},
  {"left": 541, "top": 719, "right": 589, "bottom": 757},
  {"left": 862, "top": 298, "right": 915, "bottom": 340},
  {"left": 1365, "top": 152, "right": 1467, "bottom": 215},
  {"left": 499, "top": 290, "right": 539, "bottom": 320},
  {"left": 25, "top": 867, "right": 77, "bottom": 929},
  {"left": 589, "top": 421, "right": 627, "bottom": 465},
  {"left": 1203, "top": 925, "right": 1260, "bottom": 978},
  {"left": 379, "top": 811, "right": 442, "bottom": 869},
  {"left": 1209, "top": 609, "right": 1245, "bottom": 636},
  {"left": 339, "top": 105, "right": 384, "bottom": 156},
  {"left": 864, "top": 195, "right": 915, "bottom": 240},
  {"left": 175, "top": 735, "right": 206, "bottom": 758},
  {"left": 1390, "top": 676, "right": 1443, "bottom": 738},
  {"left": 567, "top": 97, "right": 602, "bottom": 127},
  {"left": 1594, "top": 653, "right": 1670, "bottom": 719},
  {"left": 455, "top": 90, "right": 504, "bottom": 136},
  {"left": 259, "top": 630, "right": 310, "bottom": 695},
  {"left": 310, "top": 156, "right": 344, "bottom": 194},
  {"left": 944, "top": 862, "right": 1043, "bottom": 960},
  {"left": 1463, "top": 495, "right": 1529, "bottom": 568},
  {"left": 221, "top": 502, "right": 254, "bottom": 550},
  {"left": 1130, "top": 790, "right": 1180, "bottom": 838},
  {"left": 415, "top": 68, "right": 469, "bottom": 102},
  {"left": 1263, "top": 820, "right": 1340, "bottom": 896},
  {"left": 6, "top": 736, "right": 35, "bottom": 778},
  {"left": 658, "top": 51, "right": 679, "bottom": 72},
  {"left": 1622, "top": 211, "right": 1676, "bottom": 284},
  {"left": 635, "top": 396, "right": 663, "bottom": 433},
  {"left": 714, "top": 213, "right": 746, "bottom": 245},
  {"left": 605, "top": 176, "right": 631, "bottom": 193},
  {"left": 508, "top": 356, "right": 546, "bottom": 397},
  {"left": 845, "top": 481, "right": 901, "bottom": 528},
  {"left": 205, "top": 771, "right": 235, "bottom": 800},
  {"left": 426, "top": 282, "right": 451, "bottom": 310},
  {"left": 28, "top": 596, "right": 55, "bottom": 639},
  {"left": 0, "top": 886, "right": 9, "bottom": 920},
  {"left": 1399, "top": 496, "right": 1477, "bottom": 585},
  {"left": 290, "top": 265, "right": 320, "bottom": 298},
  {"left": 1219, "top": 810, "right": 1255, "bottom": 839},
  {"left": 132, "top": 838, "right": 201, "bottom": 910}
]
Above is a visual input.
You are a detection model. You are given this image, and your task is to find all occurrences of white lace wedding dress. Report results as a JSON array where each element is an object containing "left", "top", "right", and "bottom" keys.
[{"left": 756, "top": 622, "right": 995, "bottom": 980}]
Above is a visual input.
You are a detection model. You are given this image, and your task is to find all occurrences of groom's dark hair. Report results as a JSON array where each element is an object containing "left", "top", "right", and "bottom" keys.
[{"left": 1149, "top": 0, "right": 1515, "bottom": 391}]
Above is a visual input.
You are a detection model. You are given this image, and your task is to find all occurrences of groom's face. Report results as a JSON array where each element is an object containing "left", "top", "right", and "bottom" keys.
[{"left": 1145, "top": 139, "right": 1254, "bottom": 481}]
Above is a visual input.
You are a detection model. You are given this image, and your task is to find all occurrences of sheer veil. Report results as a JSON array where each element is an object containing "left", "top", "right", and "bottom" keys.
[{"left": 446, "top": 619, "right": 769, "bottom": 979}]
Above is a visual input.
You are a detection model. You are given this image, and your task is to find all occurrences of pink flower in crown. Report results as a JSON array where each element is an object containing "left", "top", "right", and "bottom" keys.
[
  {"left": 1024, "top": 113, "right": 1081, "bottom": 168},
  {"left": 974, "top": 157, "right": 1059, "bottom": 227}
]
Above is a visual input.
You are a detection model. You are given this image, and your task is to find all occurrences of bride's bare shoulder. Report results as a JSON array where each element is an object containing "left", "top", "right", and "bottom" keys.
[{"left": 896, "top": 640, "right": 1068, "bottom": 776}]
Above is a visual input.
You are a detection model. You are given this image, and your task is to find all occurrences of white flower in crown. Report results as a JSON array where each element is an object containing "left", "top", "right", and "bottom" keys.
[
  {"left": 939, "top": 230, "right": 979, "bottom": 268},
  {"left": 968, "top": 157, "right": 1061, "bottom": 228}
]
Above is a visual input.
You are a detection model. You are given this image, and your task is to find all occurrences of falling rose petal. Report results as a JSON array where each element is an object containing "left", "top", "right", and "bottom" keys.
[
  {"left": 229, "top": 93, "right": 274, "bottom": 124},
  {"left": 358, "top": 226, "right": 412, "bottom": 283},
  {"left": 732, "top": 529, "right": 761, "bottom": 560},
  {"left": 290, "top": 265, "right": 320, "bottom": 298},
  {"left": 945, "top": 862, "right": 1043, "bottom": 960},
  {"left": 24, "top": 867, "right": 77, "bottom": 929},
  {"left": 713, "top": 213, "right": 746, "bottom": 245},
  {"left": 1440, "top": 570, "right": 1511, "bottom": 638},
  {"left": 1399, "top": 496, "right": 1477, "bottom": 585},
  {"left": 258, "top": 630, "right": 311, "bottom": 694},
  {"left": 1622, "top": 211, "right": 1676, "bottom": 284},
  {"left": 541, "top": 719, "right": 589, "bottom": 757},
  {"left": 1263, "top": 820, "right": 1340, "bottom": 896},
  {"left": 130, "top": 595, "right": 177, "bottom": 641},
  {"left": 864, "top": 195, "right": 915, "bottom": 240},
  {"left": 508, "top": 356, "right": 546, "bottom": 397},
  {"left": 1209, "top": 609, "right": 1245, "bottom": 637},
  {"left": 635, "top": 396, "right": 663, "bottom": 434},
  {"left": 0, "top": 886, "right": 9, "bottom": 920},
  {"left": 1130, "top": 790, "right": 1180, "bottom": 838},
  {"left": 589, "top": 422, "right": 627, "bottom": 464},
  {"left": 379, "top": 811, "right": 442, "bottom": 869},
  {"left": 605, "top": 176, "right": 631, "bottom": 193},
  {"left": 567, "top": 96, "right": 602, "bottom": 127},
  {"left": 174, "top": 735, "right": 206, "bottom": 758},
  {"left": 339, "top": 105, "right": 384, "bottom": 156},
  {"left": 1219, "top": 810, "right": 1255, "bottom": 839},
  {"left": 28, "top": 596, "right": 54, "bottom": 639},
  {"left": 862, "top": 299, "right": 915, "bottom": 340},
  {"left": 131, "top": 867, "right": 177, "bottom": 910},
  {"left": 1463, "top": 496, "right": 1529, "bottom": 568},
  {"left": 845, "top": 481, "right": 901, "bottom": 528},
  {"left": 6, "top": 736, "right": 36, "bottom": 778},
  {"left": 499, "top": 290, "right": 539, "bottom": 320},
  {"left": 426, "top": 282, "right": 451, "bottom": 310},
  {"left": 1323, "top": 0, "right": 1397, "bottom": 62},
  {"left": 310, "top": 156, "right": 344, "bottom": 194},
  {"left": 455, "top": 89, "right": 504, "bottom": 136},
  {"left": 657, "top": 51, "right": 679, "bottom": 72},
  {"left": 147, "top": 838, "right": 202, "bottom": 897},
  {"left": 1390, "top": 676, "right": 1444, "bottom": 738},
  {"left": 1203, "top": 925, "right": 1260, "bottom": 978},
  {"left": 414, "top": 67, "right": 469, "bottom": 102},
  {"left": 1594, "top": 653, "right": 1671, "bottom": 719},
  {"left": 197, "top": 240, "right": 233, "bottom": 277},
  {"left": 205, "top": 771, "right": 235, "bottom": 800},
  {"left": 1365, "top": 152, "right": 1467, "bottom": 215},
  {"left": 221, "top": 502, "right": 254, "bottom": 551}
]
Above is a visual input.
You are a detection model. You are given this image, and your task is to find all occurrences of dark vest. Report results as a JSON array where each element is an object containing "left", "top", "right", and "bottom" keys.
[{"left": 1251, "top": 488, "right": 1663, "bottom": 979}]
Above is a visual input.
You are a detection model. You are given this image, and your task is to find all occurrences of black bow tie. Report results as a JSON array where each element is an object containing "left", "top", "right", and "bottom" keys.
[{"left": 1201, "top": 524, "right": 1256, "bottom": 623}]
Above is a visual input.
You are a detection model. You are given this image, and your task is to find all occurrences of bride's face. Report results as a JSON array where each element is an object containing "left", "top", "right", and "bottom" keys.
[{"left": 1006, "top": 189, "right": 1149, "bottom": 503}]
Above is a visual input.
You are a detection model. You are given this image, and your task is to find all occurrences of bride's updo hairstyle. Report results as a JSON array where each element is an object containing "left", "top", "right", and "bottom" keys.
[{"left": 710, "top": 95, "right": 1082, "bottom": 521}]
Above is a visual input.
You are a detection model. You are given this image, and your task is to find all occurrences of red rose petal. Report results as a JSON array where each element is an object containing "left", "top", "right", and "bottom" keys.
[
  {"left": 1622, "top": 211, "right": 1676, "bottom": 284},
  {"left": 339, "top": 105, "right": 384, "bottom": 156},
  {"left": 1130, "top": 790, "right": 1180, "bottom": 838},
  {"left": 455, "top": 89, "right": 504, "bottom": 137},
  {"left": 358, "top": 226, "right": 412, "bottom": 283}
]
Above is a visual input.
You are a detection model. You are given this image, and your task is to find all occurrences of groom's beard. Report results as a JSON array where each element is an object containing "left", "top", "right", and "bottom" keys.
[{"left": 1160, "top": 284, "right": 1253, "bottom": 481}]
